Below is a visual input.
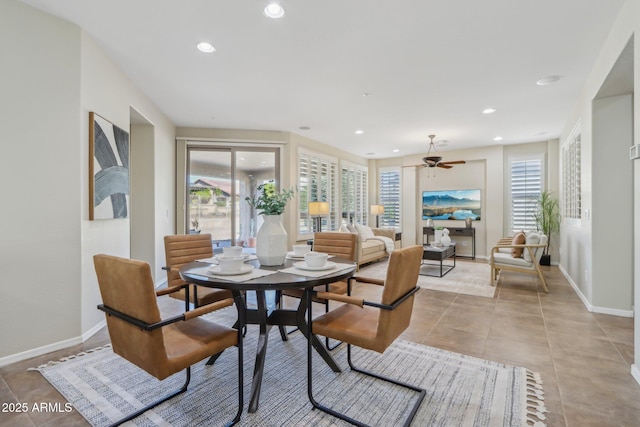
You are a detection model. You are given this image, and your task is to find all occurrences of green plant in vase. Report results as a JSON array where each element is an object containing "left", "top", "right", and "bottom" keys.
[{"left": 533, "top": 190, "right": 561, "bottom": 265}]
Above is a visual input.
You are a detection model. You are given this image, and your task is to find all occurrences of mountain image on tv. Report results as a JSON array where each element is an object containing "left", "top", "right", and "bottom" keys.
[{"left": 422, "top": 189, "right": 481, "bottom": 220}]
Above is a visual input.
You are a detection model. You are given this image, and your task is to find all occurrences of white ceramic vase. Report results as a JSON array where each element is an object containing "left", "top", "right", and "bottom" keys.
[
  {"left": 256, "top": 214, "right": 287, "bottom": 266},
  {"left": 441, "top": 228, "right": 451, "bottom": 246},
  {"left": 434, "top": 229, "right": 443, "bottom": 242}
]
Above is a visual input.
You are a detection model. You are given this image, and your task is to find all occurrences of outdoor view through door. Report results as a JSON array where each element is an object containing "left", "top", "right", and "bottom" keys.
[{"left": 187, "top": 147, "right": 278, "bottom": 249}]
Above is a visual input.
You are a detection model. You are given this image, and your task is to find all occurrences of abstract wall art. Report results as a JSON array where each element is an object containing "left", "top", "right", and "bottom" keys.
[{"left": 89, "top": 112, "right": 130, "bottom": 220}]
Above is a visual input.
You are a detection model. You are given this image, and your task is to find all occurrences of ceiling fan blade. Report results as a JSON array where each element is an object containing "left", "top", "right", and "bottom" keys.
[
  {"left": 437, "top": 164, "right": 453, "bottom": 169},
  {"left": 440, "top": 160, "right": 466, "bottom": 165},
  {"left": 402, "top": 164, "right": 426, "bottom": 168}
]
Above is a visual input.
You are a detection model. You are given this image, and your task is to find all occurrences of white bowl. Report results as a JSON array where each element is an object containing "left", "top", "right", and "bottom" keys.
[
  {"left": 292, "top": 244, "right": 311, "bottom": 256},
  {"left": 304, "top": 251, "right": 328, "bottom": 268},
  {"left": 222, "top": 246, "right": 243, "bottom": 256},
  {"left": 216, "top": 255, "right": 245, "bottom": 272}
]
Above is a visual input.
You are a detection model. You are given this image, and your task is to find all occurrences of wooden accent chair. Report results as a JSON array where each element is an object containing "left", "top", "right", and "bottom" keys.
[
  {"left": 281, "top": 231, "right": 357, "bottom": 350},
  {"left": 94, "top": 254, "right": 243, "bottom": 426},
  {"left": 307, "top": 245, "right": 426, "bottom": 426},
  {"left": 489, "top": 232, "right": 549, "bottom": 292},
  {"left": 164, "top": 233, "right": 233, "bottom": 309}
]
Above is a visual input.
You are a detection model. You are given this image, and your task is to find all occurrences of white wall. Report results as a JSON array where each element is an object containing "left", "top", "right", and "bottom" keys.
[
  {"left": 0, "top": 0, "right": 176, "bottom": 364},
  {"left": 557, "top": 0, "right": 638, "bottom": 384},
  {"left": 0, "top": 0, "right": 82, "bottom": 359}
]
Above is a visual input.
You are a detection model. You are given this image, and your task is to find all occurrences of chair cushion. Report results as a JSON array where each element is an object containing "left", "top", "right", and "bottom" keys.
[
  {"left": 493, "top": 252, "right": 534, "bottom": 268},
  {"left": 355, "top": 224, "right": 376, "bottom": 241},
  {"left": 511, "top": 231, "right": 526, "bottom": 258},
  {"left": 523, "top": 232, "right": 541, "bottom": 262}
]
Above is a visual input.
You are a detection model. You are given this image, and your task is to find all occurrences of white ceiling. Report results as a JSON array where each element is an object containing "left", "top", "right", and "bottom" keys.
[{"left": 21, "top": 0, "right": 627, "bottom": 159}]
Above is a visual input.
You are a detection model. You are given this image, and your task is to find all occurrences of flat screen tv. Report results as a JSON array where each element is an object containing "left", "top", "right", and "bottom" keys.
[{"left": 422, "top": 189, "right": 481, "bottom": 220}]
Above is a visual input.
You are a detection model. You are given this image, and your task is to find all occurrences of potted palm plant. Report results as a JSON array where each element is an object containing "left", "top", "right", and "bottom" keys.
[{"left": 533, "top": 190, "right": 561, "bottom": 265}]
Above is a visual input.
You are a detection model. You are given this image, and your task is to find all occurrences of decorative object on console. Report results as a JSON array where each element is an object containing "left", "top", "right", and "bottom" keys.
[
  {"left": 440, "top": 228, "right": 451, "bottom": 246},
  {"left": 89, "top": 112, "right": 130, "bottom": 220},
  {"left": 246, "top": 181, "right": 296, "bottom": 266},
  {"left": 308, "top": 201, "right": 330, "bottom": 233},
  {"left": 422, "top": 189, "right": 481, "bottom": 220},
  {"left": 465, "top": 217, "right": 472, "bottom": 228},
  {"left": 370, "top": 204, "right": 384, "bottom": 227}
]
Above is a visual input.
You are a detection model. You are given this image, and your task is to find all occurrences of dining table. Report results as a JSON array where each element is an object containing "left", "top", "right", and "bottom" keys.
[{"left": 179, "top": 254, "right": 356, "bottom": 413}]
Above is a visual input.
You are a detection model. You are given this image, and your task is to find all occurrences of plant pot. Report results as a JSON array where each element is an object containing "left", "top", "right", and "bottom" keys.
[
  {"left": 540, "top": 254, "right": 551, "bottom": 266},
  {"left": 256, "top": 214, "right": 287, "bottom": 266}
]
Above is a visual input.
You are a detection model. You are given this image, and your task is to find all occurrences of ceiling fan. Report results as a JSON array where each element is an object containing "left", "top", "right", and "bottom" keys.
[{"left": 404, "top": 135, "right": 466, "bottom": 170}]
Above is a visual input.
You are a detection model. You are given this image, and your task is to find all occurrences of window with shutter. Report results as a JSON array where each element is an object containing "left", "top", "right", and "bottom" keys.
[
  {"left": 298, "top": 150, "right": 338, "bottom": 237},
  {"left": 379, "top": 167, "right": 401, "bottom": 229},
  {"left": 510, "top": 157, "right": 543, "bottom": 233}
]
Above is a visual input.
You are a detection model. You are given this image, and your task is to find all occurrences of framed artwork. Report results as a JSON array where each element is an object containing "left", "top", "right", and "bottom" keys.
[
  {"left": 89, "top": 112, "right": 130, "bottom": 220},
  {"left": 422, "top": 189, "right": 481, "bottom": 220}
]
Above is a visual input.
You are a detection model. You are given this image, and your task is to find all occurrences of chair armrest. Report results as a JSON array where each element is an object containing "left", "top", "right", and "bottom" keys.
[
  {"left": 316, "top": 291, "right": 364, "bottom": 307},
  {"left": 156, "top": 284, "right": 185, "bottom": 296},
  {"left": 372, "top": 228, "right": 395, "bottom": 240},
  {"left": 184, "top": 298, "right": 234, "bottom": 320},
  {"left": 350, "top": 276, "right": 385, "bottom": 286}
]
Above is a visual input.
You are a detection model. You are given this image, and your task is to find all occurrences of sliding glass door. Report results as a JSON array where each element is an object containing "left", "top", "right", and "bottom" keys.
[{"left": 186, "top": 146, "right": 278, "bottom": 249}]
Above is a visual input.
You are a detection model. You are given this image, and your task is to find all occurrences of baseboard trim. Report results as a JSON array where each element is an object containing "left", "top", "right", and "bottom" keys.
[
  {"left": 558, "top": 264, "right": 634, "bottom": 318},
  {"left": 0, "top": 336, "right": 82, "bottom": 368},
  {"left": 82, "top": 319, "right": 106, "bottom": 341},
  {"left": 632, "top": 365, "right": 640, "bottom": 387}
]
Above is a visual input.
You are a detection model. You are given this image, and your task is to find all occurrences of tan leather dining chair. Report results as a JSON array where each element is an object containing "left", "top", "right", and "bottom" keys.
[
  {"left": 164, "top": 233, "right": 233, "bottom": 309},
  {"left": 307, "top": 245, "right": 426, "bottom": 426},
  {"left": 281, "top": 231, "right": 357, "bottom": 349},
  {"left": 94, "top": 254, "right": 243, "bottom": 426}
]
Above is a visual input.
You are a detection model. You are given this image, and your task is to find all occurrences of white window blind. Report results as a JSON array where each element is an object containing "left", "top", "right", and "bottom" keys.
[
  {"left": 298, "top": 152, "right": 338, "bottom": 235},
  {"left": 510, "top": 158, "right": 542, "bottom": 233},
  {"left": 563, "top": 128, "right": 581, "bottom": 219},
  {"left": 341, "top": 162, "right": 368, "bottom": 226},
  {"left": 379, "top": 167, "right": 401, "bottom": 229}
]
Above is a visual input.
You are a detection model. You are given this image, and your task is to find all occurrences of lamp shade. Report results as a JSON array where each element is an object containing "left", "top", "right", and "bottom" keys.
[
  {"left": 308, "top": 201, "right": 330, "bottom": 216},
  {"left": 370, "top": 205, "right": 384, "bottom": 215}
]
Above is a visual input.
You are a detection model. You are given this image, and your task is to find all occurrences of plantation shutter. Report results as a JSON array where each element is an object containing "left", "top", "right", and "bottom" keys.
[
  {"left": 511, "top": 158, "right": 542, "bottom": 233},
  {"left": 298, "top": 152, "right": 338, "bottom": 235},
  {"left": 379, "top": 168, "right": 401, "bottom": 229}
]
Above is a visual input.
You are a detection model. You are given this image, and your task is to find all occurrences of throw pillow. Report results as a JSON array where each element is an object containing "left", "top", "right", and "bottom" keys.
[
  {"left": 339, "top": 224, "right": 350, "bottom": 233},
  {"left": 523, "top": 232, "right": 541, "bottom": 262},
  {"left": 346, "top": 224, "right": 357, "bottom": 234},
  {"left": 354, "top": 223, "right": 376, "bottom": 241},
  {"left": 511, "top": 231, "right": 526, "bottom": 258}
]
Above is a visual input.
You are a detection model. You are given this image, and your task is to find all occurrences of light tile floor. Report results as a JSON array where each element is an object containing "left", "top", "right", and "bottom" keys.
[{"left": 1, "top": 263, "right": 638, "bottom": 426}]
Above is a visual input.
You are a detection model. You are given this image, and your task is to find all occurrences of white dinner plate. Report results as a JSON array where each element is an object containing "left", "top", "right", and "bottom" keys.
[
  {"left": 206, "top": 264, "right": 254, "bottom": 276},
  {"left": 286, "top": 251, "right": 306, "bottom": 259},
  {"left": 216, "top": 253, "right": 252, "bottom": 260},
  {"left": 293, "top": 261, "right": 336, "bottom": 271}
]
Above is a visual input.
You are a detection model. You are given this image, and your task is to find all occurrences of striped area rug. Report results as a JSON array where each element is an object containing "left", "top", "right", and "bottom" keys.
[{"left": 31, "top": 310, "right": 546, "bottom": 426}]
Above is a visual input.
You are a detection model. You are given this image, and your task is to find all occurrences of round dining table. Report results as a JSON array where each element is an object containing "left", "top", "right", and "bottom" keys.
[{"left": 179, "top": 256, "right": 356, "bottom": 413}]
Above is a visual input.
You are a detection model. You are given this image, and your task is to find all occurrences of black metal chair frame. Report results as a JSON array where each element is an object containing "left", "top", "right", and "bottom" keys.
[
  {"left": 306, "top": 278, "right": 426, "bottom": 427},
  {"left": 97, "top": 286, "right": 245, "bottom": 427}
]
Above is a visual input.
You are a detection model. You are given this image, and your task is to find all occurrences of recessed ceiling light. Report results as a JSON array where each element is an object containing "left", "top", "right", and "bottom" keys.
[
  {"left": 196, "top": 42, "right": 215, "bottom": 53},
  {"left": 493, "top": 136, "right": 503, "bottom": 141},
  {"left": 392, "top": 149, "right": 399, "bottom": 153},
  {"left": 482, "top": 108, "right": 496, "bottom": 114},
  {"left": 536, "top": 75, "right": 560, "bottom": 86},
  {"left": 264, "top": 3, "right": 285, "bottom": 18},
  {"left": 355, "top": 130, "right": 364, "bottom": 135}
]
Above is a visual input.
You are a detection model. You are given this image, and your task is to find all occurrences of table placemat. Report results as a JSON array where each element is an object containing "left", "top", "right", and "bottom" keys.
[
  {"left": 188, "top": 266, "right": 277, "bottom": 282},
  {"left": 195, "top": 254, "right": 258, "bottom": 264},
  {"left": 278, "top": 262, "right": 355, "bottom": 278}
]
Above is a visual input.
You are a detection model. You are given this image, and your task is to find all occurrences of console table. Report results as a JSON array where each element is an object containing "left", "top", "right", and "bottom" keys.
[{"left": 423, "top": 226, "right": 475, "bottom": 259}]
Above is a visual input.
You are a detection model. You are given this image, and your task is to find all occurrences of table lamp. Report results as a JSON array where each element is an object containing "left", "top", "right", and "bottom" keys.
[
  {"left": 308, "top": 201, "right": 330, "bottom": 232},
  {"left": 370, "top": 205, "right": 384, "bottom": 227}
]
